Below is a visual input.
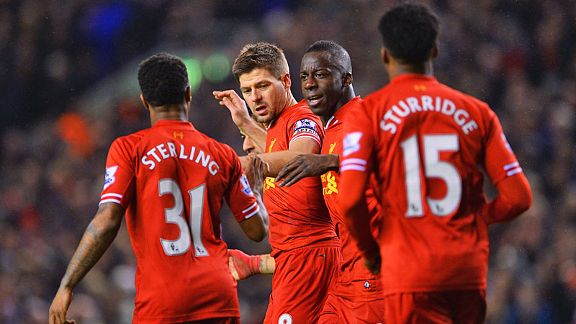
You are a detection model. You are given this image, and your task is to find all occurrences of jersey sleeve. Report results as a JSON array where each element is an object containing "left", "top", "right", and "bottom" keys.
[
  {"left": 483, "top": 110, "right": 524, "bottom": 185},
  {"left": 340, "top": 101, "right": 375, "bottom": 174},
  {"left": 99, "top": 138, "right": 136, "bottom": 209},
  {"left": 287, "top": 113, "right": 323, "bottom": 146},
  {"left": 224, "top": 148, "right": 259, "bottom": 222},
  {"left": 339, "top": 101, "right": 380, "bottom": 258}
]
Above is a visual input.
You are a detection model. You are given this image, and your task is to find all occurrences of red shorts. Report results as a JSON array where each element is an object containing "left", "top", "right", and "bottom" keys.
[
  {"left": 319, "top": 278, "right": 385, "bottom": 324},
  {"left": 383, "top": 290, "right": 486, "bottom": 324},
  {"left": 264, "top": 246, "right": 340, "bottom": 324},
  {"left": 137, "top": 317, "right": 239, "bottom": 324},
  {"left": 188, "top": 318, "right": 239, "bottom": 324}
]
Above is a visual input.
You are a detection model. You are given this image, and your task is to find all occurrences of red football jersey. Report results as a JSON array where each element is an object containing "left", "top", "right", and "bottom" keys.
[
  {"left": 100, "top": 120, "right": 258, "bottom": 322},
  {"left": 340, "top": 74, "right": 525, "bottom": 294},
  {"left": 321, "top": 97, "right": 381, "bottom": 284},
  {"left": 263, "top": 100, "right": 338, "bottom": 256}
]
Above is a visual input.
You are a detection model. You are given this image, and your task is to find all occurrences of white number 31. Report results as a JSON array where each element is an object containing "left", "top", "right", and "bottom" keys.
[{"left": 158, "top": 179, "right": 208, "bottom": 257}]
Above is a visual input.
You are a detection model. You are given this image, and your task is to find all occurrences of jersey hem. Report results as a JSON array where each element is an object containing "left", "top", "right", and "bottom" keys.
[
  {"left": 271, "top": 236, "right": 340, "bottom": 257},
  {"left": 381, "top": 282, "right": 486, "bottom": 296},
  {"left": 133, "top": 309, "right": 240, "bottom": 322}
]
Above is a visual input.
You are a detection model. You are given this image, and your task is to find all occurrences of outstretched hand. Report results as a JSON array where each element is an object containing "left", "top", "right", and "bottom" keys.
[
  {"left": 213, "top": 90, "right": 252, "bottom": 128},
  {"left": 49, "top": 288, "right": 76, "bottom": 324},
  {"left": 276, "top": 154, "right": 333, "bottom": 187},
  {"left": 228, "top": 249, "right": 261, "bottom": 280}
]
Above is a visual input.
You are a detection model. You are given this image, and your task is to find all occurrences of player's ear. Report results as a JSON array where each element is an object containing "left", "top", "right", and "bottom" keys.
[
  {"left": 431, "top": 45, "right": 438, "bottom": 59},
  {"left": 185, "top": 86, "right": 192, "bottom": 104},
  {"left": 140, "top": 94, "right": 150, "bottom": 110},
  {"left": 280, "top": 72, "right": 291, "bottom": 90},
  {"left": 380, "top": 47, "right": 390, "bottom": 65},
  {"left": 342, "top": 72, "right": 353, "bottom": 88}
]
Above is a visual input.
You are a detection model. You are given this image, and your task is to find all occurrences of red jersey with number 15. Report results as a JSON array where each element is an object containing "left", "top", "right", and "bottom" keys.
[
  {"left": 100, "top": 120, "right": 258, "bottom": 322},
  {"left": 264, "top": 100, "right": 338, "bottom": 256},
  {"left": 341, "top": 74, "right": 525, "bottom": 294}
]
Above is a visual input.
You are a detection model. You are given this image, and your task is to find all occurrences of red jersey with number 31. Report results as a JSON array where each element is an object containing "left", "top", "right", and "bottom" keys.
[
  {"left": 341, "top": 74, "right": 525, "bottom": 294},
  {"left": 100, "top": 120, "right": 258, "bottom": 322}
]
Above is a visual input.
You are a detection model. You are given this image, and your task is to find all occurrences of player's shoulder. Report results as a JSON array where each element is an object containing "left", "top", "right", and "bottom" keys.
[
  {"left": 190, "top": 128, "right": 236, "bottom": 156},
  {"left": 334, "top": 96, "right": 364, "bottom": 121},
  {"left": 202, "top": 133, "right": 240, "bottom": 165},
  {"left": 286, "top": 100, "right": 322, "bottom": 122},
  {"left": 286, "top": 99, "right": 313, "bottom": 116},
  {"left": 209, "top": 138, "right": 237, "bottom": 158},
  {"left": 109, "top": 129, "right": 148, "bottom": 154},
  {"left": 362, "top": 86, "right": 393, "bottom": 109},
  {"left": 439, "top": 83, "right": 493, "bottom": 113}
]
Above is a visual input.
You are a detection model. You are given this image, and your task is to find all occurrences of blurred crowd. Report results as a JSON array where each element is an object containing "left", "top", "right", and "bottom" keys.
[{"left": 1, "top": 0, "right": 574, "bottom": 323}]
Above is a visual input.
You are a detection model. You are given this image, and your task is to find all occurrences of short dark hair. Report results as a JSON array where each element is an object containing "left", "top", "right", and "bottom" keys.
[
  {"left": 305, "top": 40, "right": 352, "bottom": 74},
  {"left": 137, "top": 53, "right": 189, "bottom": 106},
  {"left": 378, "top": 3, "right": 439, "bottom": 64},
  {"left": 232, "top": 42, "right": 289, "bottom": 80}
]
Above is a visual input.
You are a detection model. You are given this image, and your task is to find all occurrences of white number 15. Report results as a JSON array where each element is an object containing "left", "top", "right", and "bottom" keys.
[{"left": 401, "top": 134, "right": 462, "bottom": 217}]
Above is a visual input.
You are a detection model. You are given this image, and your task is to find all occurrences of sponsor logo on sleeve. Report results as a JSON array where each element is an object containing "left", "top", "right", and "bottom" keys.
[
  {"left": 103, "top": 166, "right": 119, "bottom": 190},
  {"left": 342, "top": 132, "right": 362, "bottom": 157},
  {"left": 293, "top": 119, "right": 318, "bottom": 135},
  {"left": 239, "top": 174, "right": 254, "bottom": 196}
]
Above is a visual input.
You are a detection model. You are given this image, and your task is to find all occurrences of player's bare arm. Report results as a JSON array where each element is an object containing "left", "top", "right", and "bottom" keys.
[
  {"left": 238, "top": 210, "right": 268, "bottom": 242},
  {"left": 228, "top": 249, "right": 276, "bottom": 280},
  {"left": 49, "top": 203, "right": 124, "bottom": 324},
  {"left": 276, "top": 153, "right": 339, "bottom": 187},
  {"left": 213, "top": 89, "right": 267, "bottom": 152},
  {"left": 247, "top": 137, "right": 321, "bottom": 177}
]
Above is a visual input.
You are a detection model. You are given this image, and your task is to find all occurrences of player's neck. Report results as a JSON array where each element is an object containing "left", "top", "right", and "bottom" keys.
[
  {"left": 278, "top": 93, "right": 298, "bottom": 116},
  {"left": 286, "top": 93, "right": 298, "bottom": 107},
  {"left": 388, "top": 61, "right": 434, "bottom": 80},
  {"left": 321, "top": 86, "right": 356, "bottom": 126},
  {"left": 150, "top": 105, "right": 189, "bottom": 125}
]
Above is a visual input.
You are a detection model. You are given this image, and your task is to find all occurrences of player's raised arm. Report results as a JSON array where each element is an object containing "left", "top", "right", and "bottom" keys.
[
  {"left": 213, "top": 89, "right": 267, "bottom": 153},
  {"left": 481, "top": 113, "right": 532, "bottom": 224},
  {"left": 49, "top": 203, "right": 124, "bottom": 324}
]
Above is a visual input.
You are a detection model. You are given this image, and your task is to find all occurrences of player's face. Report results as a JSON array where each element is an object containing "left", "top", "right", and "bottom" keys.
[
  {"left": 241, "top": 133, "right": 259, "bottom": 154},
  {"left": 300, "top": 52, "right": 344, "bottom": 119},
  {"left": 239, "top": 68, "right": 290, "bottom": 125}
]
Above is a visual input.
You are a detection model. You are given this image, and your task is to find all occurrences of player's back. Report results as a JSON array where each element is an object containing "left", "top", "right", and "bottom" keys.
[
  {"left": 362, "top": 74, "right": 500, "bottom": 293},
  {"left": 101, "top": 120, "right": 251, "bottom": 322}
]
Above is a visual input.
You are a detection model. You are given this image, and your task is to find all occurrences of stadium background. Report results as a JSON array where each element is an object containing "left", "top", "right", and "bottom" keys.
[{"left": 1, "top": 0, "right": 575, "bottom": 323}]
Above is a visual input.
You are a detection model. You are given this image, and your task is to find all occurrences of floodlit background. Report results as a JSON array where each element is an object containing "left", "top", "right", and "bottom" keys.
[{"left": 1, "top": 0, "right": 575, "bottom": 323}]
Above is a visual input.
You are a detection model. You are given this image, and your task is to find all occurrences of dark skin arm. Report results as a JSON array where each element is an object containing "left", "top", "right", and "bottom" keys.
[
  {"left": 275, "top": 153, "right": 339, "bottom": 187},
  {"left": 49, "top": 203, "right": 124, "bottom": 324},
  {"left": 240, "top": 137, "right": 322, "bottom": 177}
]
